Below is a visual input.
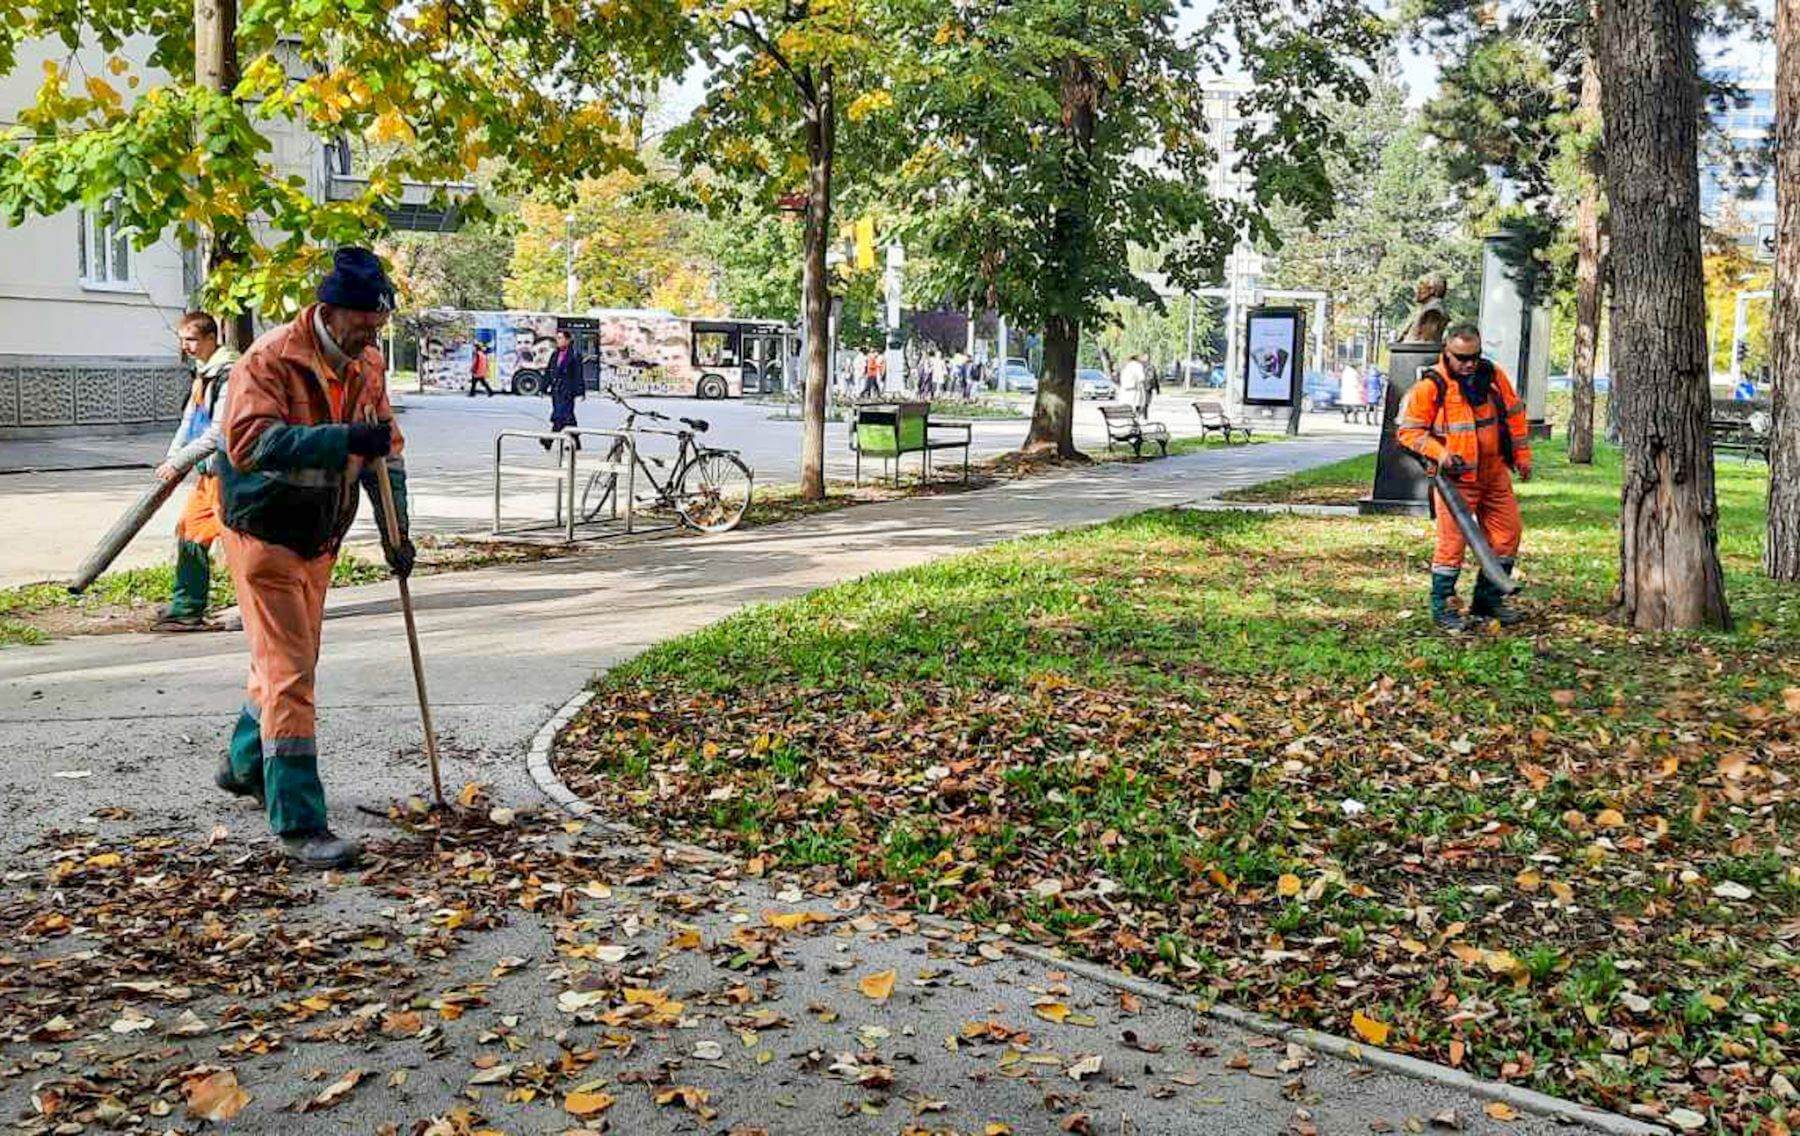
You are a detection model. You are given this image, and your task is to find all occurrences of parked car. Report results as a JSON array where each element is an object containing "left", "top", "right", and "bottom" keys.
[
  {"left": 1549, "top": 372, "right": 1612, "bottom": 393},
  {"left": 1301, "top": 369, "right": 1337, "bottom": 412},
  {"left": 1077, "top": 368, "right": 1116, "bottom": 400},
  {"left": 1000, "top": 359, "right": 1038, "bottom": 393}
]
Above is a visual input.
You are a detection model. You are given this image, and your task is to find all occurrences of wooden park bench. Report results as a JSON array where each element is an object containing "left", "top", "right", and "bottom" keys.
[
  {"left": 1100, "top": 403, "right": 1171, "bottom": 458},
  {"left": 849, "top": 401, "right": 973, "bottom": 486},
  {"left": 1192, "top": 400, "right": 1252, "bottom": 444}
]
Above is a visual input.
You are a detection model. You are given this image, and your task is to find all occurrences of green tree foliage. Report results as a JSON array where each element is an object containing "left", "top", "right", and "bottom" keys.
[
  {"left": 648, "top": 0, "right": 891, "bottom": 497},
  {"left": 888, "top": 0, "right": 1383, "bottom": 456},
  {"left": 1083, "top": 297, "right": 1219, "bottom": 374},
  {"left": 692, "top": 209, "right": 803, "bottom": 323},
  {"left": 383, "top": 227, "right": 512, "bottom": 312},
  {"left": 504, "top": 169, "right": 718, "bottom": 314},
  {"left": 1263, "top": 66, "right": 1482, "bottom": 361},
  {"left": 0, "top": 0, "right": 678, "bottom": 314}
]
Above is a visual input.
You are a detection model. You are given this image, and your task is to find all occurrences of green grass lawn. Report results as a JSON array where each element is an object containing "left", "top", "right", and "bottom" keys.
[{"left": 558, "top": 443, "right": 1797, "bottom": 1132}]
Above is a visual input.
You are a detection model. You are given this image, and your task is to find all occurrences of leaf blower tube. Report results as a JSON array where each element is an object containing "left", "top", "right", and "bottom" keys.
[
  {"left": 66, "top": 449, "right": 206, "bottom": 594},
  {"left": 1416, "top": 454, "right": 1520, "bottom": 596}
]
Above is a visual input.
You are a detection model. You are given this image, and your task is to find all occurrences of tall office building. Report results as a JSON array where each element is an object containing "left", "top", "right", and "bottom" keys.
[{"left": 1701, "top": 63, "right": 1777, "bottom": 249}]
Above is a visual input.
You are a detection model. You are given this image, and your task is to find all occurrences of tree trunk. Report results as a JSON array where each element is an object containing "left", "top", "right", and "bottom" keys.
[
  {"left": 195, "top": 0, "right": 253, "bottom": 349},
  {"left": 1568, "top": 48, "right": 1602, "bottom": 465},
  {"left": 1768, "top": 0, "right": 1800, "bottom": 578},
  {"left": 798, "top": 69, "right": 835, "bottom": 501},
  {"left": 1025, "top": 315, "right": 1080, "bottom": 457},
  {"left": 1020, "top": 54, "right": 1095, "bottom": 459},
  {"left": 1598, "top": 0, "right": 1731, "bottom": 629}
]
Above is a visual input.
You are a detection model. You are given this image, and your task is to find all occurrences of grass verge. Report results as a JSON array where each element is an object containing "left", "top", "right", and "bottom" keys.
[
  {"left": 557, "top": 444, "right": 1797, "bottom": 1132},
  {"left": 1219, "top": 452, "right": 1373, "bottom": 505}
]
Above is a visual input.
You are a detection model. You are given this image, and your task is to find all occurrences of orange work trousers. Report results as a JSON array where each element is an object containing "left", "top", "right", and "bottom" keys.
[
  {"left": 1432, "top": 459, "right": 1521, "bottom": 571},
  {"left": 175, "top": 473, "right": 224, "bottom": 544},
  {"left": 220, "top": 528, "right": 338, "bottom": 834}
]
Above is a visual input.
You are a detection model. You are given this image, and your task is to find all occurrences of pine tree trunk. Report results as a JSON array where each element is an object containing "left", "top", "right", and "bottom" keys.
[
  {"left": 1598, "top": 0, "right": 1731, "bottom": 629},
  {"left": 1768, "top": 0, "right": 1800, "bottom": 578},
  {"left": 798, "top": 69, "right": 835, "bottom": 502},
  {"left": 1568, "top": 49, "right": 1602, "bottom": 465}
]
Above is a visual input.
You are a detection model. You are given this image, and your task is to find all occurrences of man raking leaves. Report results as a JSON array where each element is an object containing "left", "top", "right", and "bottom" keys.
[
  {"left": 216, "top": 248, "right": 416, "bottom": 869},
  {"left": 1396, "top": 323, "right": 1533, "bottom": 632}
]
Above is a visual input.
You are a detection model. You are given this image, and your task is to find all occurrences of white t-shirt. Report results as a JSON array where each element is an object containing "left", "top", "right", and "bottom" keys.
[{"left": 1339, "top": 366, "right": 1364, "bottom": 406}]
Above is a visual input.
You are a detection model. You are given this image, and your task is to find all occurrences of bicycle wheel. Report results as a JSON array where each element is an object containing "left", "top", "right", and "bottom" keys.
[
  {"left": 674, "top": 450, "right": 752, "bottom": 533},
  {"left": 579, "top": 440, "right": 626, "bottom": 522}
]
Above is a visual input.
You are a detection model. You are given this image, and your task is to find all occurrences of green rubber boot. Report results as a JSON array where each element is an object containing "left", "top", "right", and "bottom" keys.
[
  {"left": 155, "top": 540, "right": 212, "bottom": 630},
  {"left": 1429, "top": 570, "right": 1467, "bottom": 632},
  {"left": 1470, "top": 559, "right": 1525, "bottom": 626},
  {"left": 264, "top": 737, "right": 329, "bottom": 838}
]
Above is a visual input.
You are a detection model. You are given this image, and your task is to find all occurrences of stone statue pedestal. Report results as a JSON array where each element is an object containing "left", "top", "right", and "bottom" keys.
[{"left": 1358, "top": 341, "right": 1439, "bottom": 517}]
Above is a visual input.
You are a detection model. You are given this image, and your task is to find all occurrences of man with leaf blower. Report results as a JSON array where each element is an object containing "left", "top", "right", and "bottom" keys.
[
  {"left": 1396, "top": 323, "right": 1532, "bottom": 632},
  {"left": 217, "top": 248, "right": 415, "bottom": 869}
]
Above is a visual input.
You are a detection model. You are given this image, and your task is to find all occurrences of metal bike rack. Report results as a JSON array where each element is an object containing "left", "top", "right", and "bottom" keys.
[{"left": 492, "top": 429, "right": 636, "bottom": 542}]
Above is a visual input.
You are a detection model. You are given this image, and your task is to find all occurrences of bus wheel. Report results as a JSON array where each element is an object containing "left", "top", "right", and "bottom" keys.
[
  {"left": 697, "top": 375, "right": 728, "bottom": 400},
  {"left": 514, "top": 370, "right": 544, "bottom": 396}
]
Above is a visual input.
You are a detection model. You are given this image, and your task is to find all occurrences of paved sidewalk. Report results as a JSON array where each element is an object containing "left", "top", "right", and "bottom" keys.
[
  {"left": 0, "top": 394, "right": 1380, "bottom": 587},
  {"left": 0, "top": 443, "right": 1579, "bottom": 1135}
]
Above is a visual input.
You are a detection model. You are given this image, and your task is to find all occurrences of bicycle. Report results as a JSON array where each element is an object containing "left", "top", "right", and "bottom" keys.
[{"left": 579, "top": 390, "right": 754, "bottom": 533}]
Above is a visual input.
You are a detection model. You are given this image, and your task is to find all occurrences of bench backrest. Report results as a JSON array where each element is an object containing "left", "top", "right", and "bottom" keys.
[
  {"left": 1193, "top": 400, "right": 1229, "bottom": 424},
  {"left": 1099, "top": 404, "right": 1141, "bottom": 434}
]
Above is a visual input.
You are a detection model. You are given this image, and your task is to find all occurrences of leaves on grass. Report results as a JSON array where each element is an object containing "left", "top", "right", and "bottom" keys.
[
  {"left": 1349, "top": 1011, "right": 1389, "bottom": 1047},
  {"left": 554, "top": 501, "right": 1800, "bottom": 1134}
]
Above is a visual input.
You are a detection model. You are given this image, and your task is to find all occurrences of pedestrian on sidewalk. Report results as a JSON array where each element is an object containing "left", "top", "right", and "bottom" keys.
[
  {"left": 1396, "top": 323, "right": 1532, "bottom": 632},
  {"left": 919, "top": 349, "right": 942, "bottom": 399},
  {"left": 1119, "top": 353, "right": 1152, "bottom": 415},
  {"left": 860, "top": 345, "right": 885, "bottom": 399},
  {"left": 153, "top": 312, "right": 240, "bottom": 632},
  {"left": 216, "top": 247, "right": 413, "bottom": 870},
  {"left": 541, "top": 329, "right": 585, "bottom": 450},
  {"left": 1338, "top": 362, "right": 1366, "bottom": 422},
  {"left": 467, "top": 341, "right": 494, "bottom": 397}
]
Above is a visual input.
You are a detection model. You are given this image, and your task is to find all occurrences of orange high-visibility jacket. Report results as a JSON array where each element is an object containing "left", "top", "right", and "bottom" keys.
[{"left": 1396, "top": 360, "right": 1532, "bottom": 473}]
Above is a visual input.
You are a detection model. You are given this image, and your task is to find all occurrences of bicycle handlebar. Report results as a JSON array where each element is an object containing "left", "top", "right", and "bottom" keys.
[{"left": 607, "top": 387, "right": 673, "bottom": 423}]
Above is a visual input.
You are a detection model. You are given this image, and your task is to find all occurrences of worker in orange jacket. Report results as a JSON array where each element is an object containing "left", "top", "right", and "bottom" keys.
[
  {"left": 1396, "top": 323, "right": 1532, "bottom": 631},
  {"left": 217, "top": 248, "right": 412, "bottom": 869}
]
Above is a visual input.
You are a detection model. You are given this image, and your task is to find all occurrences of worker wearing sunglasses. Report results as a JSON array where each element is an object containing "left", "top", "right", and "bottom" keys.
[{"left": 1396, "top": 323, "right": 1534, "bottom": 631}]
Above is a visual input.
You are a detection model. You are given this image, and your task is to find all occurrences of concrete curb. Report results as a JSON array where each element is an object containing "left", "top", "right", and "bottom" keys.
[
  {"left": 526, "top": 688, "right": 1665, "bottom": 1136},
  {"left": 1182, "top": 499, "right": 1361, "bottom": 518}
]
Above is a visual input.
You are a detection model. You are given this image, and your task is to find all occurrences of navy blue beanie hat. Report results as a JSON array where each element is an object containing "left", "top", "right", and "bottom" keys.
[{"left": 317, "top": 247, "right": 396, "bottom": 312}]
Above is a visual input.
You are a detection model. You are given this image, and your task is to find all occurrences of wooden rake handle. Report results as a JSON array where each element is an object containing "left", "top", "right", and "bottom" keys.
[{"left": 363, "top": 408, "right": 445, "bottom": 806}]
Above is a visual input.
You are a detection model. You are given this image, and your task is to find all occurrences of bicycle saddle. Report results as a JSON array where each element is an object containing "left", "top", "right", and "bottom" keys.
[{"left": 680, "top": 417, "right": 709, "bottom": 432}]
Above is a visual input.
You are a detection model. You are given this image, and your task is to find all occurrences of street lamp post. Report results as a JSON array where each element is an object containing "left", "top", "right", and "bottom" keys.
[{"left": 564, "top": 211, "right": 577, "bottom": 314}]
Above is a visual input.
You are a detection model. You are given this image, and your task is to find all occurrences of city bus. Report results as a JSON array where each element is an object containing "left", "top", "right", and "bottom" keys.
[{"left": 418, "top": 308, "right": 797, "bottom": 399}]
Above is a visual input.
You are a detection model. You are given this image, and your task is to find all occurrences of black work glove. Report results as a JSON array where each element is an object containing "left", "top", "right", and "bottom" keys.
[
  {"left": 347, "top": 421, "right": 393, "bottom": 459},
  {"left": 385, "top": 535, "right": 416, "bottom": 580},
  {"left": 1440, "top": 453, "right": 1470, "bottom": 477}
]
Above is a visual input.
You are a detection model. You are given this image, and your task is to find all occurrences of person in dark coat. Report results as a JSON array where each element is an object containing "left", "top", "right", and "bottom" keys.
[{"left": 541, "top": 329, "right": 584, "bottom": 450}]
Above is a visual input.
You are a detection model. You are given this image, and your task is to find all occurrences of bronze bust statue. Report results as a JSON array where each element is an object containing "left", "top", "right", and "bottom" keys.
[{"left": 1402, "top": 273, "right": 1450, "bottom": 344}]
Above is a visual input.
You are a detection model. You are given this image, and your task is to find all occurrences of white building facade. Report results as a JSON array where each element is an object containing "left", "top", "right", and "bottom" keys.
[{"left": 0, "top": 35, "right": 367, "bottom": 438}]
